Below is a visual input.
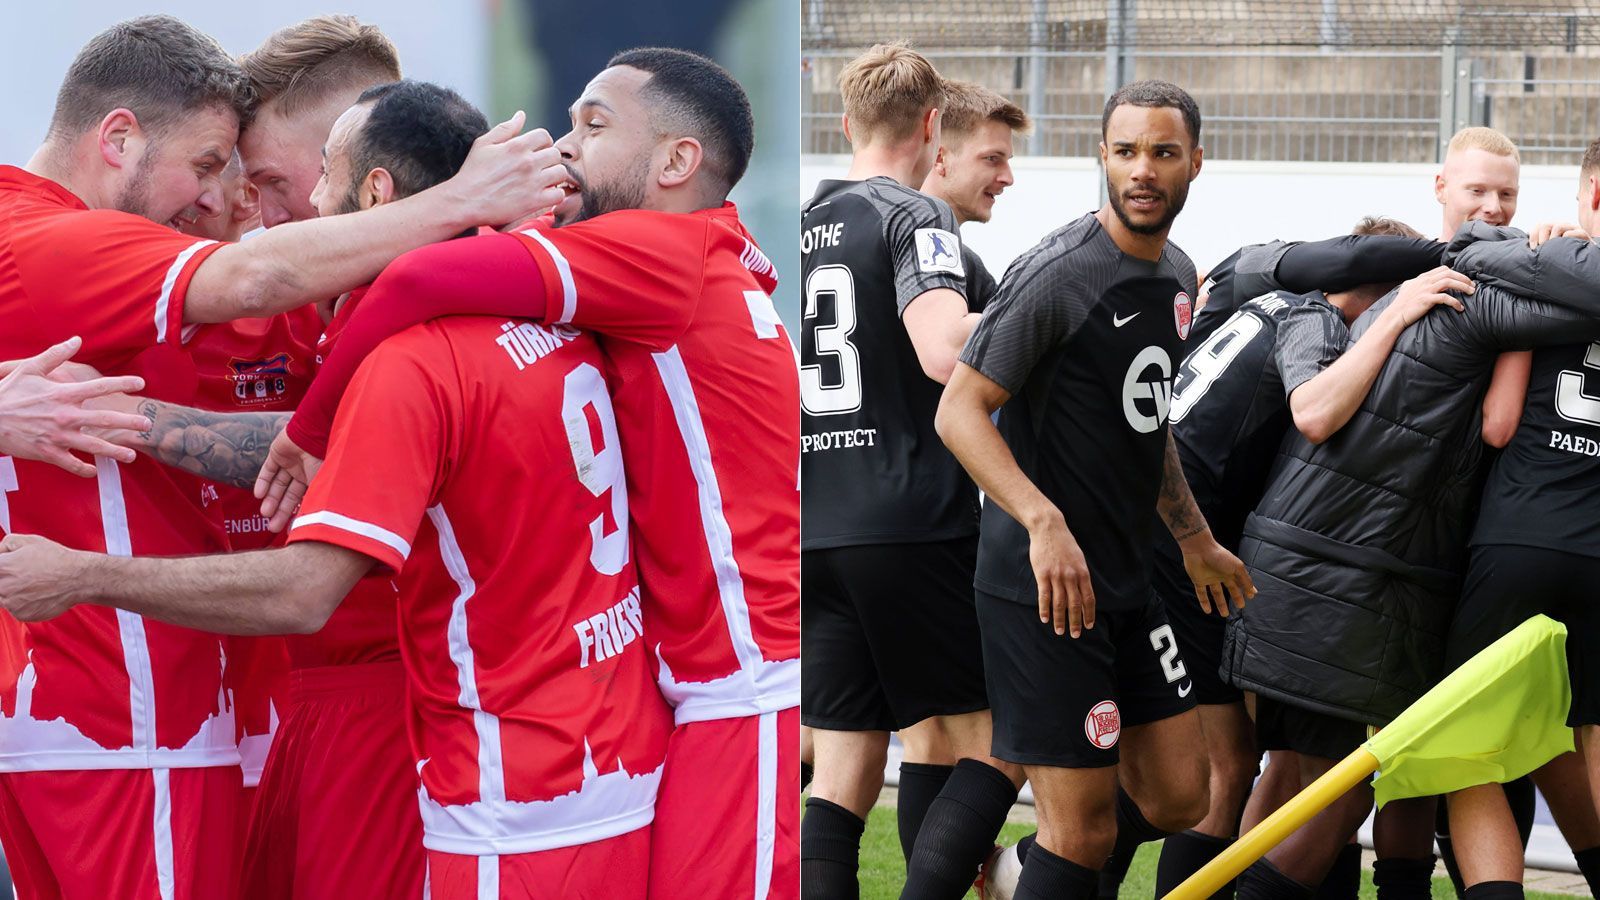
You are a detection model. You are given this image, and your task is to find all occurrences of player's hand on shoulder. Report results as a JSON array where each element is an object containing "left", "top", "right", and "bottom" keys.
[
  {"left": 0, "top": 337, "right": 151, "bottom": 477},
  {"left": 1179, "top": 533, "right": 1255, "bottom": 617},
  {"left": 1027, "top": 509, "right": 1095, "bottom": 638},
  {"left": 0, "top": 533, "right": 86, "bottom": 622},
  {"left": 452, "top": 112, "right": 568, "bottom": 229},
  {"left": 255, "top": 429, "right": 322, "bottom": 534},
  {"left": 1527, "top": 222, "right": 1590, "bottom": 249},
  {"left": 1385, "top": 265, "right": 1473, "bottom": 330}
]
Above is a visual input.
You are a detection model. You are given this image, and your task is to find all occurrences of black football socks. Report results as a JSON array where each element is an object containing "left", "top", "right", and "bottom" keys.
[
  {"left": 1236, "top": 858, "right": 1315, "bottom": 900},
  {"left": 1461, "top": 882, "right": 1523, "bottom": 900},
  {"left": 1573, "top": 845, "right": 1600, "bottom": 894},
  {"left": 897, "top": 762, "right": 956, "bottom": 866},
  {"left": 1372, "top": 855, "right": 1437, "bottom": 900},
  {"left": 899, "top": 758, "right": 1019, "bottom": 900},
  {"left": 1098, "top": 788, "right": 1172, "bottom": 899},
  {"left": 1312, "top": 843, "right": 1362, "bottom": 900},
  {"left": 801, "top": 796, "right": 865, "bottom": 900},
  {"left": 1155, "top": 830, "right": 1235, "bottom": 897},
  {"left": 1015, "top": 843, "right": 1099, "bottom": 900}
]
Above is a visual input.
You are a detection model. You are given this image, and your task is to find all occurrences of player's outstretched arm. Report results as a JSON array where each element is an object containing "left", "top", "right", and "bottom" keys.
[
  {"left": 936, "top": 363, "right": 1096, "bottom": 637},
  {"left": 1157, "top": 433, "right": 1255, "bottom": 615},
  {"left": 1289, "top": 266, "right": 1472, "bottom": 444},
  {"left": 903, "top": 289, "right": 982, "bottom": 384},
  {"left": 83, "top": 390, "right": 290, "bottom": 491},
  {"left": 0, "top": 337, "right": 153, "bottom": 477},
  {"left": 184, "top": 115, "right": 567, "bottom": 325},
  {"left": 0, "top": 534, "right": 368, "bottom": 635}
]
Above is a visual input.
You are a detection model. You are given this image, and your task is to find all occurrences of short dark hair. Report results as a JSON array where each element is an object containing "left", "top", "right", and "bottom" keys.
[
  {"left": 1101, "top": 80, "right": 1201, "bottom": 147},
  {"left": 606, "top": 47, "right": 755, "bottom": 195},
  {"left": 1583, "top": 136, "right": 1600, "bottom": 178},
  {"left": 49, "top": 15, "right": 255, "bottom": 140},
  {"left": 242, "top": 15, "right": 401, "bottom": 116},
  {"left": 348, "top": 80, "right": 488, "bottom": 199}
]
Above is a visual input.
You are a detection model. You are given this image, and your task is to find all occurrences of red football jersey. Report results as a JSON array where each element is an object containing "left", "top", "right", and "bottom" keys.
[
  {"left": 510, "top": 204, "right": 800, "bottom": 724},
  {"left": 0, "top": 166, "right": 237, "bottom": 771},
  {"left": 187, "top": 307, "right": 321, "bottom": 549},
  {"left": 287, "top": 316, "right": 672, "bottom": 853},
  {"left": 187, "top": 306, "right": 320, "bottom": 785},
  {"left": 289, "top": 288, "right": 405, "bottom": 670}
]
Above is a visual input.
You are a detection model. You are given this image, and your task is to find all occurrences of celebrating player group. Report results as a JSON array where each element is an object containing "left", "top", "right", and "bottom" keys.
[
  {"left": 801, "top": 42, "right": 1600, "bottom": 900},
  {"left": 0, "top": 13, "right": 798, "bottom": 900}
]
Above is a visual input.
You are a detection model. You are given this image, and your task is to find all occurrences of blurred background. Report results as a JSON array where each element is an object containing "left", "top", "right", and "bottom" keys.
[
  {"left": 802, "top": 1, "right": 1600, "bottom": 277},
  {"left": 2, "top": 0, "right": 800, "bottom": 327}
]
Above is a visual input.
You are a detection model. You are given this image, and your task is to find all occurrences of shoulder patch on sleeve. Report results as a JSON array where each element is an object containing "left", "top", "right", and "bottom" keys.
[{"left": 914, "top": 228, "right": 965, "bottom": 276}]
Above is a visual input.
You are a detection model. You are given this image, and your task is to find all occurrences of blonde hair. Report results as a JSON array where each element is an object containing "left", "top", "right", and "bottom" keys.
[
  {"left": 838, "top": 42, "right": 944, "bottom": 144},
  {"left": 1447, "top": 126, "right": 1520, "bottom": 163},
  {"left": 241, "top": 15, "right": 400, "bottom": 114},
  {"left": 940, "top": 80, "right": 1030, "bottom": 140},
  {"left": 1351, "top": 216, "right": 1423, "bottom": 239}
]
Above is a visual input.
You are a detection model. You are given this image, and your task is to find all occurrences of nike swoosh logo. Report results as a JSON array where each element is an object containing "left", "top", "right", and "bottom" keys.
[
  {"left": 1113, "top": 312, "right": 1140, "bottom": 327},
  {"left": 1177, "top": 681, "right": 1193, "bottom": 698}
]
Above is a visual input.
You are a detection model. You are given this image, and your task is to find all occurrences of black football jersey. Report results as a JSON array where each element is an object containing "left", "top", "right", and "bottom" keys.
[
  {"left": 963, "top": 243, "right": 997, "bottom": 313},
  {"left": 1473, "top": 341, "right": 1600, "bottom": 557},
  {"left": 1170, "top": 289, "right": 1347, "bottom": 547},
  {"left": 800, "top": 176, "right": 976, "bottom": 549},
  {"left": 961, "top": 213, "right": 1197, "bottom": 611}
]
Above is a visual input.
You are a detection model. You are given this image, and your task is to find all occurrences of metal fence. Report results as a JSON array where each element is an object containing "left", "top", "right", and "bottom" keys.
[{"left": 804, "top": 16, "right": 1600, "bottom": 165}]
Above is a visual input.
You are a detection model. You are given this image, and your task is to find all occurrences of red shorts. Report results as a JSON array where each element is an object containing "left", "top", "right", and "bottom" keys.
[
  {"left": 426, "top": 826, "right": 650, "bottom": 899},
  {"left": 0, "top": 765, "right": 242, "bottom": 900},
  {"left": 242, "top": 661, "right": 423, "bottom": 900},
  {"left": 648, "top": 708, "right": 799, "bottom": 900}
]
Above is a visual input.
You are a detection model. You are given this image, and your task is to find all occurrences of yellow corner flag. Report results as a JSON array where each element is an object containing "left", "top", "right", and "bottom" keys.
[
  {"left": 1165, "top": 615, "right": 1573, "bottom": 899},
  {"left": 1368, "top": 614, "right": 1573, "bottom": 806}
]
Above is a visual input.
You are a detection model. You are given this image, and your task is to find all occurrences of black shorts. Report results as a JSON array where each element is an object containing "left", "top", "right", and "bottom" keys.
[
  {"left": 1254, "top": 694, "right": 1369, "bottom": 760},
  {"left": 801, "top": 537, "right": 989, "bottom": 731},
  {"left": 1152, "top": 528, "right": 1243, "bottom": 706},
  {"left": 1449, "top": 543, "right": 1600, "bottom": 728},
  {"left": 978, "top": 591, "right": 1196, "bottom": 768}
]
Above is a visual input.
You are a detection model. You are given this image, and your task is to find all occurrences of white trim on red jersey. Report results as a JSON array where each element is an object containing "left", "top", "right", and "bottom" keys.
[
  {"left": 292, "top": 510, "right": 412, "bottom": 560},
  {"left": 414, "top": 503, "right": 663, "bottom": 856},
  {"left": 155, "top": 240, "right": 216, "bottom": 345},
  {"left": 416, "top": 740, "right": 662, "bottom": 856},
  {"left": 648, "top": 347, "right": 800, "bottom": 724},
  {"left": 427, "top": 505, "right": 507, "bottom": 806},
  {"left": 519, "top": 228, "right": 577, "bottom": 324},
  {"left": 0, "top": 457, "right": 238, "bottom": 771},
  {"left": 98, "top": 458, "right": 159, "bottom": 755}
]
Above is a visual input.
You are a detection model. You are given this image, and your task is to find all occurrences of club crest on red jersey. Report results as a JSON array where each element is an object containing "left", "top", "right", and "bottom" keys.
[
  {"left": 229, "top": 353, "right": 292, "bottom": 405},
  {"left": 1173, "top": 291, "right": 1193, "bottom": 340},
  {"left": 1084, "top": 700, "right": 1121, "bottom": 749}
]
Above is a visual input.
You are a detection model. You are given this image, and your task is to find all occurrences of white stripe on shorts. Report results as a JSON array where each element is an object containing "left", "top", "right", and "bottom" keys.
[
  {"left": 478, "top": 854, "right": 498, "bottom": 900},
  {"left": 755, "top": 711, "right": 778, "bottom": 899},
  {"left": 152, "top": 768, "right": 175, "bottom": 900}
]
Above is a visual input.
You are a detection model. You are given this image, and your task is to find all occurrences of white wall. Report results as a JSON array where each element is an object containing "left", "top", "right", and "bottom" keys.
[
  {"left": 802, "top": 155, "right": 1584, "bottom": 278},
  {"left": 1, "top": 3, "right": 487, "bottom": 167}
]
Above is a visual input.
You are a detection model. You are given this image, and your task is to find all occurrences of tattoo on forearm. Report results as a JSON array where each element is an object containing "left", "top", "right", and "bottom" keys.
[
  {"left": 1157, "top": 433, "right": 1208, "bottom": 541},
  {"left": 135, "top": 400, "right": 290, "bottom": 489}
]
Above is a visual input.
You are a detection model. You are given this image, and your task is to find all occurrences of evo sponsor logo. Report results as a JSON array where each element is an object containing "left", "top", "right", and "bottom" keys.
[
  {"left": 496, "top": 321, "right": 582, "bottom": 371},
  {"left": 573, "top": 586, "right": 644, "bottom": 668},
  {"left": 1122, "top": 345, "right": 1174, "bottom": 433}
]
